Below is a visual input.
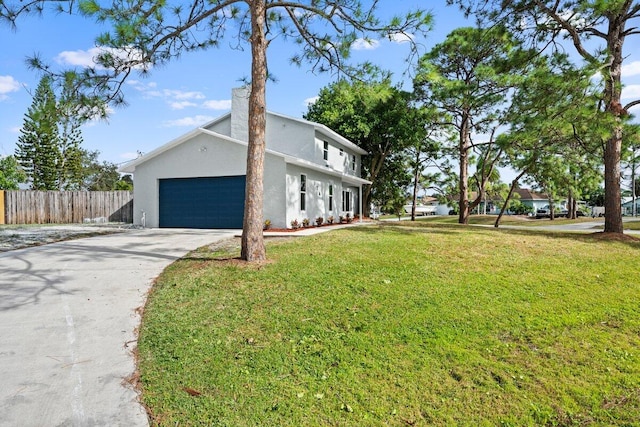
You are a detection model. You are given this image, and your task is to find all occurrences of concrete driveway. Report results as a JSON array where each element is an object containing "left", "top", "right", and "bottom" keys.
[{"left": 0, "top": 228, "right": 237, "bottom": 427}]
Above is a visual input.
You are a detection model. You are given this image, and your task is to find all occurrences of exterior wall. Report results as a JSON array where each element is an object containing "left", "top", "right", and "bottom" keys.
[
  {"left": 230, "top": 87, "right": 249, "bottom": 142},
  {"left": 265, "top": 114, "right": 362, "bottom": 177},
  {"left": 132, "top": 133, "right": 249, "bottom": 228},
  {"left": 132, "top": 132, "right": 288, "bottom": 229},
  {"left": 265, "top": 113, "right": 316, "bottom": 160},
  {"left": 262, "top": 156, "right": 287, "bottom": 229},
  {"left": 204, "top": 115, "right": 231, "bottom": 136},
  {"left": 285, "top": 164, "right": 360, "bottom": 227}
]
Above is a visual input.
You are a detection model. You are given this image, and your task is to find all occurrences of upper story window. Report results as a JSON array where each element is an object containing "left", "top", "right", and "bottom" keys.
[
  {"left": 351, "top": 154, "right": 356, "bottom": 172},
  {"left": 300, "top": 174, "right": 307, "bottom": 211},
  {"left": 323, "top": 141, "right": 329, "bottom": 161},
  {"left": 339, "top": 148, "right": 344, "bottom": 156}
]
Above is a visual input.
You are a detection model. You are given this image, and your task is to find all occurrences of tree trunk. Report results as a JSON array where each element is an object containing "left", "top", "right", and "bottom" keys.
[
  {"left": 411, "top": 150, "right": 420, "bottom": 221},
  {"left": 602, "top": 8, "right": 626, "bottom": 234},
  {"left": 241, "top": 0, "right": 267, "bottom": 262},
  {"left": 362, "top": 151, "right": 387, "bottom": 218},
  {"left": 495, "top": 170, "right": 526, "bottom": 228},
  {"left": 458, "top": 113, "right": 471, "bottom": 224}
]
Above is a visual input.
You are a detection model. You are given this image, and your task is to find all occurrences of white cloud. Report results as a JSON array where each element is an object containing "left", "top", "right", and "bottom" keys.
[
  {"left": 56, "top": 46, "right": 150, "bottom": 71},
  {"left": 352, "top": 38, "right": 380, "bottom": 50},
  {"left": 0, "top": 75, "right": 21, "bottom": 100},
  {"left": 622, "top": 61, "right": 640, "bottom": 78},
  {"left": 128, "top": 80, "right": 157, "bottom": 91},
  {"left": 622, "top": 84, "right": 640, "bottom": 100},
  {"left": 170, "top": 101, "right": 198, "bottom": 110},
  {"left": 56, "top": 48, "right": 98, "bottom": 67},
  {"left": 202, "top": 99, "right": 232, "bottom": 110},
  {"left": 388, "top": 32, "right": 414, "bottom": 44},
  {"left": 162, "top": 115, "right": 214, "bottom": 127},
  {"left": 163, "top": 89, "right": 205, "bottom": 100},
  {"left": 303, "top": 96, "right": 319, "bottom": 107}
]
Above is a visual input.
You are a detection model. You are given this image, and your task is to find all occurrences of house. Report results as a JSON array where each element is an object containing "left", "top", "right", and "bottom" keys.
[
  {"left": 120, "top": 87, "right": 371, "bottom": 229},
  {"left": 479, "top": 189, "right": 550, "bottom": 214},
  {"left": 622, "top": 197, "right": 640, "bottom": 216},
  {"left": 511, "top": 188, "right": 551, "bottom": 212}
]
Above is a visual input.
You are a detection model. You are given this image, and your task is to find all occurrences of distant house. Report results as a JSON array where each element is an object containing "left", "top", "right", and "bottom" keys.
[
  {"left": 479, "top": 189, "right": 550, "bottom": 214},
  {"left": 120, "top": 87, "right": 371, "bottom": 229},
  {"left": 622, "top": 198, "right": 640, "bottom": 216},
  {"left": 511, "top": 188, "right": 550, "bottom": 212}
]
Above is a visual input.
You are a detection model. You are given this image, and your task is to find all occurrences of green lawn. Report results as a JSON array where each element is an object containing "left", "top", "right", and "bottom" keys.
[
  {"left": 138, "top": 223, "right": 640, "bottom": 426},
  {"left": 623, "top": 220, "right": 640, "bottom": 230},
  {"left": 407, "top": 214, "right": 603, "bottom": 227}
]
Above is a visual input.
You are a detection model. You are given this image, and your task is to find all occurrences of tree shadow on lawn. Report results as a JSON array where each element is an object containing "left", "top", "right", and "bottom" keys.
[
  {"left": 354, "top": 222, "right": 461, "bottom": 237},
  {"left": 366, "top": 221, "right": 640, "bottom": 249}
]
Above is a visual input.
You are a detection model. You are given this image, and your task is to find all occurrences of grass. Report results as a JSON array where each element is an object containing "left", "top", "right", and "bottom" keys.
[
  {"left": 137, "top": 223, "right": 640, "bottom": 426},
  {"left": 622, "top": 220, "right": 640, "bottom": 230},
  {"left": 409, "top": 214, "right": 603, "bottom": 227}
]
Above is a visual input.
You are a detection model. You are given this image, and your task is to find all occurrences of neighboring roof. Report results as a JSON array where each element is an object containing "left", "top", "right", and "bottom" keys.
[
  {"left": 513, "top": 188, "right": 548, "bottom": 201},
  {"left": 119, "top": 128, "right": 372, "bottom": 185}
]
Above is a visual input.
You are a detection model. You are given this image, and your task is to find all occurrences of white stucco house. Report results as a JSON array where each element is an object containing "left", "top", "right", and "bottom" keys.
[{"left": 120, "top": 87, "right": 371, "bottom": 229}]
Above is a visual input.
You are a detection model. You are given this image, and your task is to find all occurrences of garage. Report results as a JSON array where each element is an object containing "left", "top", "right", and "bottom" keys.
[{"left": 159, "top": 176, "right": 246, "bottom": 229}]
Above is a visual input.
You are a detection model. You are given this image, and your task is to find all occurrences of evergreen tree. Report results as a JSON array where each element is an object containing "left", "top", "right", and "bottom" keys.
[
  {"left": 57, "top": 74, "right": 84, "bottom": 190},
  {"left": 15, "top": 76, "right": 61, "bottom": 190},
  {"left": 0, "top": 155, "right": 27, "bottom": 190}
]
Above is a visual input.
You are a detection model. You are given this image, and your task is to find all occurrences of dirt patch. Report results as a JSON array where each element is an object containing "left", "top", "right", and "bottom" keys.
[
  {"left": 590, "top": 231, "right": 640, "bottom": 242},
  {"left": 0, "top": 224, "right": 138, "bottom": 252}
]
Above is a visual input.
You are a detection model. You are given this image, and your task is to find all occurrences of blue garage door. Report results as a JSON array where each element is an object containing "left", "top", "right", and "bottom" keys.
[{"left": 159, "top": 176, "right": 246, "bottom": 229}]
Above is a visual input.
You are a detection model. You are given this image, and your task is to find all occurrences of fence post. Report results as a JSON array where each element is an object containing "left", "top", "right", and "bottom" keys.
[{"left": 0, "top": 190, "right": 4, "bottom": 225}]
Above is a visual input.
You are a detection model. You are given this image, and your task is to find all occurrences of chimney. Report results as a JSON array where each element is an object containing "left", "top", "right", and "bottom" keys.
[{"left": 230, "top": 86, "right": 250, "bottom": 142}]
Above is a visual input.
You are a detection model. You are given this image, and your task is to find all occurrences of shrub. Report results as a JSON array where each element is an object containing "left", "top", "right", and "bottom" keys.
[
  {"left": 302, "top": 218, "right": 310, "bottom": 227},
  {"left": 327, "top": 215, "right": 334, "bottom": 224},
  {"left": 263, "top": 219, "right": 272, "bottom": 230},
  {"left": 290, "top": 219, "right": 300, "bottom": 229},
  {"left": 315, "top": 217, "right": 324, "bottom": 226}
]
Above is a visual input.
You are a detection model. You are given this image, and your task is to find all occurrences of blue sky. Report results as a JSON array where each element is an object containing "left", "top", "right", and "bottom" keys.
[{"left": 0, "top": 1, "right": 638, "bottom": 169}]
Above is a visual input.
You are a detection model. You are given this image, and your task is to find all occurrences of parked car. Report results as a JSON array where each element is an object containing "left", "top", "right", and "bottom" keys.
[
  {"left": 535, "top": 207, "right": 550, "bottom": 219},
  {"left": 536, "top": 204, "right": 572, "bottom": 219}
]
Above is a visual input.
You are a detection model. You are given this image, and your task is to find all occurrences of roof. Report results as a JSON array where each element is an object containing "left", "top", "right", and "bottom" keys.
[
  {"left": 513, "top": 188, "right": 548, "bottom": 200},
  {"left": 119, "top": 128, "right": 371, "bottom": 185},
  {"left": 199, "top": 110, "right": 368, "bottom": 155},
  {"left": 267, "top": 111, "right": 368, "bottom": 155},
  {"left": 120, "top": 107, "right": 368, "bottom": 174}
]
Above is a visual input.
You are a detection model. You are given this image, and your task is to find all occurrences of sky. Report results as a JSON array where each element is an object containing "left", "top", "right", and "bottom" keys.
[{"left": 0, "top": 1, "right": 639, "bottom": 171}]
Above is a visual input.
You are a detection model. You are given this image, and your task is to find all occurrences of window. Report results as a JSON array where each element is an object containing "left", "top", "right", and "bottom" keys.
[
  {"left": 329, "top": 185, "right": 334, "bottom": 211},
  {"left": 342, "top": 189, "right": 351, "bottom": 212},
  {"left": 339, "top": 148, "right": 344, "bottom": 156},
  {"left": 300, "top": 174, "right": 306, "bottom": 211},
  {"left": 323, "top": 141, "right": 329, "bottom": 161},
  {"left": 351, "top": 154, "right": 356, "bottom": 172}
]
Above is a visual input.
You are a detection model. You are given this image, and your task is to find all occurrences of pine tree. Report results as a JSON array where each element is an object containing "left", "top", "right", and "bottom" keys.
[
  {"left": 15, "top": 76, "right": 61, "bottom": 190},
  {"left": 57, "top": 76, "right": 84, "bottom": 190}
]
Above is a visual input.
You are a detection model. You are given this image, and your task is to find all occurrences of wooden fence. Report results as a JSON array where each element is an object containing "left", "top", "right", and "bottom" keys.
[{"left": 1, "top": 190, "right": 133, "bottom": 225}]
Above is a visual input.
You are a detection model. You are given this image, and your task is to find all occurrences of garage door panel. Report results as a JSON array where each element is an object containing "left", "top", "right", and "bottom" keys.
[{"left": 159, "top": 176, "right": 245, "bottom": 229}]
